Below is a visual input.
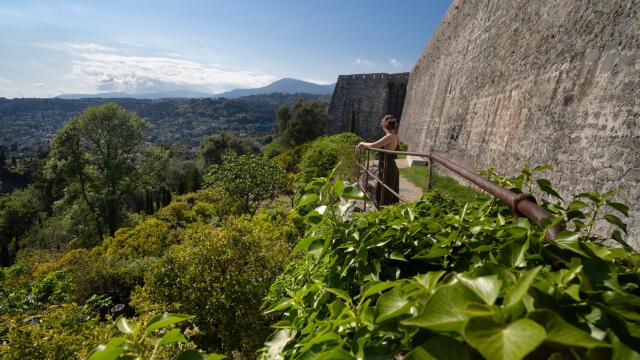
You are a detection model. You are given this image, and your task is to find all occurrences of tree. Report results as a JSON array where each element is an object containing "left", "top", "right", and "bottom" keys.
[
  {"left": 275, "top": 99, "right": 332, "bottom": 147},
  {"left": 197, "top": 132, "right": 260, "bottom": 169},
  {"left": 274, "top": 104, "right": 291, "bottom": 136},
  {"left": 204, "top": 153, "right": 287, "bottom": 215},
  {"left": 0, "top": 187, "right": 43, "bottom": 265},
  {"left": 45, "top": 103, "right": 147, "bottom": 240},
  {"left": 138, "top": 146, "right": 172, "bottom": 214}
]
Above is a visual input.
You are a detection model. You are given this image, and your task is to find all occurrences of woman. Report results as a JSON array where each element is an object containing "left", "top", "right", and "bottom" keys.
[{"left": 357, "top": 115, "right": 400, "bottom": 206}]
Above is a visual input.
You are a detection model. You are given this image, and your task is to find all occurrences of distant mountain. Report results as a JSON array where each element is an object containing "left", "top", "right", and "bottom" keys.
[
  {"left": 57, "top": 90, "right": 212, "bottom": 100},
  {"left": 57, "top": 92, "right": 132, "bottom": 99},
  {"left": 56, "top": 78, "right": 335, "bottom": 100},
  {"left": 214, "top": 78, "right": 335, "bottom": 99}
]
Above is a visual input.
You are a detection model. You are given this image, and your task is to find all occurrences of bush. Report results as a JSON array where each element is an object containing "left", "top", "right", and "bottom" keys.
[
  {"left": 36, "top": 248, "right": 153, "bottom": 306},
  {"left": 138, "top": 215, "right": 292, "bottom": 357},
  {"left": 1, "top": 270, "right": 74, "bottom": 315},
  {"left": 0, "top": 303, "right": 115, "bottom": 359},
  {"left": 260, "top": 167, "right": 640, "bottom": 359},
  {"left": 299, "top": 132, "right": 361, "bottom": 182},
  {"left": 100, "top": 218, "right": 173, "bottom": 260},
  {"left": 272, "top": 143, "right": 311, "bottom": 173},
  {"left": 19, "top": 216, "right": 73, "bottom": 251},
  {"left": 262, "top": 141, "right": 286, "bottom": 159},
  {"left": 205, "top": 153, "right": 288, "bottom": 215},
  {"left": 156, "top": 188, "right": 242, "bottom": 226}
]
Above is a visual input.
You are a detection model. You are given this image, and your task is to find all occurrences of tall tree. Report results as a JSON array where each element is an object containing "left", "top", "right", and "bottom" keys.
[
  {"left": 0, "top": 187, "right": 42, "bottom": 265},
  {"left": 275, "top": 99, "right": 332, "bottom": 147},
  {"left": 197, "top": 132, "right": 260, "bottom": 169},
  {"left": 45, "top": 103, "right": 147, "bottom": 239}
]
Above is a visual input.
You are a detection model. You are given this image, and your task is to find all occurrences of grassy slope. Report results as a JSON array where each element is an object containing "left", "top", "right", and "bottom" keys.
[{"left": 400, "top": 166, "right": 488, "bottom": 204}]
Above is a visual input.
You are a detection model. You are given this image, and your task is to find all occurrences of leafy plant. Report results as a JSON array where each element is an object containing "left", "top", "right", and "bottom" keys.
[
  {"left": 204, "top": 153, "right": 288, "bottom": 215},
  {"left": 298, "top": 132, "right": 362, "bottom": 182},
  {"left": 0, "top": 303, "right": 115, "bottom": 359},
  {"left": 260, "top": 166, "right": 639, "bottom": 359},
  {"left": 87, "top": 313, "right": 224, "bottom": 360},
  {"left": 138, "top": 215, "right": 293, "bottom": 356}
]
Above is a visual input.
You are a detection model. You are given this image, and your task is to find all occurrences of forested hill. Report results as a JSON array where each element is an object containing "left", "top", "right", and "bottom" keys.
[{"left": 0, "top": 93, "right": 329, "bottom": 155}]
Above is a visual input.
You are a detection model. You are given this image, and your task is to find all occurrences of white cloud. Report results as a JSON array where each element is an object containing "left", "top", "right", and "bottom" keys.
[
  {"left": 64, "top": 42, "right": 117, "bottom": 52},
  {"left": 0, "top": 77, "right": 13, "bottom": 84},
  {"left": 30, "top": 82, "right": 46, "bottom": 88},
  {"left": 302, "top": 78, "right": 334, "bottom": 85},
  {"left": 53, "top": 42, "right": 276, "bottom": 94},
  {"left": 389, "top": 58, "right": 403, "bottom": 69},
  {"left": 69, "top": 53, "right": 274, "bottom": 94},
  {"left": 353, "top": 58, "right": 375, "bottom": 67}
]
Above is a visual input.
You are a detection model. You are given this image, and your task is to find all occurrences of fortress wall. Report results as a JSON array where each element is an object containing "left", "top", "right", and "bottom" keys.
[
  {"left": 398, "top": 0, "right": 640, "bottom": 247},
  {"left": 329, "top": 73, "right": 409, "bottom": 141}
]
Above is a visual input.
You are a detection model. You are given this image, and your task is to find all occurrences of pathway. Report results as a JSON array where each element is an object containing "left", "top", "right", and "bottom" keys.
[{"left": 395, "top": 158, "right": 423, "bottom": 203}]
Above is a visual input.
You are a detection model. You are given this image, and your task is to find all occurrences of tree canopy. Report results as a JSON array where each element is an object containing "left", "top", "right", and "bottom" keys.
[
  {"left": 204, "top": 153, "right": 287, "bottom": 215},
  {"left": 45, "top": 103, "right": 148, "bottom": 239},
  {"left": 197, "top": 132, "right": 260, "bottom": 169},
  {"left": 274, "top": 99, "right": 332, "bottom": 147}
]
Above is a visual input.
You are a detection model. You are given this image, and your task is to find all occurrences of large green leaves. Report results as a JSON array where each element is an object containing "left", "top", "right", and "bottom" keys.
[
  {"left": 463, "top": 318, "right": 546, "bottom": 360},
  {"left": 87, "top": 338, "right": 127, "bottom": 360},
  {"left": 528, "top": 310, "right": 608, "bottom": 349},
  {"left": 503, "top": 266, "right": 541, "bottom": 310},
  {"left": 145, "top": 313, "right": 193, "bottom": 333},
  {"left": 404, "top": 335, "right": 470, "bottom": 360},
  {"left": 259, "top": 167, "right": 639, "bottom": 360},
  {"left": 457, "top": 274, "right": 502, "bottom": 305},
  {"left": 374, "top": 288, "right": 412, "bottom": 323},
  {"left": 402, "top": 283, "right": 480, "bottom": 332},
  {"left": 552, "top": 231, "right": 587, "bottom": 257}
]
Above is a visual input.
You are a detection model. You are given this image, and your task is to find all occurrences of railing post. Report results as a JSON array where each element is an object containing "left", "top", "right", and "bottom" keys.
[
  {"left": 427, "top": 153, "right": 433, "bottom": 190},
  {"left": 364, "top": 148, "right": 370, "bottom": 211}
]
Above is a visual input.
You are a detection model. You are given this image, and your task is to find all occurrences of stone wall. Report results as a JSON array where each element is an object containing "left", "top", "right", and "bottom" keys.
[
  {"left": 329, "top": 73, "right": 409, "bottom": 141},
  {"left": 398, "top": 0, "right": 640, "bottom": 247}
]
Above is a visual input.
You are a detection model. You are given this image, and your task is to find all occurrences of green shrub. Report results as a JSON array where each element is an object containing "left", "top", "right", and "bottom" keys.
[
  {"left": 37, "top": 248, "right": 152, "bottom": 306},
  {"left": 139, "top": 215, "right": 292, "bottom": 357},
  {"left": 299, "top": 132, "right": 361, "bottom": 182},
  {"left": 1, "top": 270, "right": 74, "bottom": 315},
  {"left": 205, "top": 153, "right": 288, "bottom": 215},
  {"left": 272, "top": 143, "right": 311, "bottom": 173},
  {"left": 260, "top": 167, "right": 640, "bottom": 359},
  {"left": 262, "top": 141, "right": 286, "bottom": 159},
  {"left": 0, "top": 303, "right": 115, "bottom": 359},
  {"left": 20, "top": 216, "right": 74, "bottom": 251},
  {"left": 86, "top": 313, "right": 220, "bottom": 360},
  {"left": 156, "top": 188, "right": 241, "bottom": 226},
  {"left": 100, "top": 218, "right": 173, "bottom": 260}
]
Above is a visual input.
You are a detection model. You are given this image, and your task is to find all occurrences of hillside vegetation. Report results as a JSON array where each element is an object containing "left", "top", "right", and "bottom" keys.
[
  {"left": 0, "top": 93, "right": 329, "bottom": 157},
  {"left": 0, "top": 101, "right": 637, "bottom": 360}
]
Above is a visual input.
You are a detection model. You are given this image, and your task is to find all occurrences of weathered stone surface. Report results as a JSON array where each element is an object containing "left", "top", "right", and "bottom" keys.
[
  {"left": 398, "top": 0, "right": 640, "bottom": 248},
  {"left": 328, "top": 73, "right": 409, "bottom": 141}
]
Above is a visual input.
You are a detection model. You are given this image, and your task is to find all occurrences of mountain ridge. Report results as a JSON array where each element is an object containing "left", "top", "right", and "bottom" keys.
[{"left": 57, "top": 78, "right": 335, "bottom": 100}]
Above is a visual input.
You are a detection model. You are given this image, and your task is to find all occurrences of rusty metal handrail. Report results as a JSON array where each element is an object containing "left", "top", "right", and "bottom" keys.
[
  {"left": 356, "top": 146, "right": 563, "bottom": 240},
  {"left": 357, "top": 163, "right": 409, "bottom": 203}
]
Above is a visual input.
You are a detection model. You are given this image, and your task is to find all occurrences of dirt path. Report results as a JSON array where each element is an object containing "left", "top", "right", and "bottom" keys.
[{"left": 395, "top": 159, "right": 423, "bottom": 203}]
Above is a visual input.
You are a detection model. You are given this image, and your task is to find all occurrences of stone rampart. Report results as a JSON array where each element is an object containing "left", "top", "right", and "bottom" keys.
[
  {"left": 329, "top": 72, "right": 409, "bottom": 141},
  {"left": 398, "top": 0, "right": 640, "bottom": 247}
]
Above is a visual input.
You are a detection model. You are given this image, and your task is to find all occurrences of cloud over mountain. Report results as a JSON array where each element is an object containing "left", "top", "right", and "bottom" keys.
[{"left": 62, "top": 43, "right": 276, "bottom": 94}]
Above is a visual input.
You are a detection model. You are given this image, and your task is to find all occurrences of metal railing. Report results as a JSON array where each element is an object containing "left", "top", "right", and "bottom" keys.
[{"left": 356, "top": 146, "right": 564, "bottom": 241}]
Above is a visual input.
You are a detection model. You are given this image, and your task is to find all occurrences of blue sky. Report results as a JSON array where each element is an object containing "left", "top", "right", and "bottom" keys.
[{"left": 0, "top": 1, "right": 452, "bottom": 98}]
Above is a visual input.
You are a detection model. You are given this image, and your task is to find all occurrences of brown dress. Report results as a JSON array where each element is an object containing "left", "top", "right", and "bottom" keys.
[{"left": 376, "top": 140, "right": 400, "bottom": 207}]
